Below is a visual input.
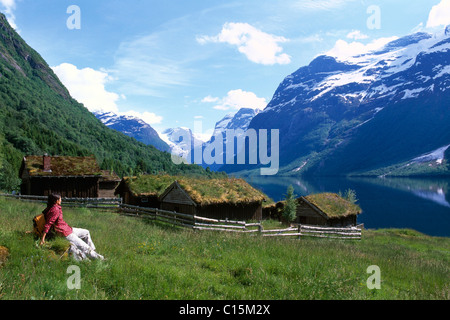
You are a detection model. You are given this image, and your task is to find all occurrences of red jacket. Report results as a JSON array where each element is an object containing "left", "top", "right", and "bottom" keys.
[{"left": 43, "top": 205, "right": 73, "bottom": 237}]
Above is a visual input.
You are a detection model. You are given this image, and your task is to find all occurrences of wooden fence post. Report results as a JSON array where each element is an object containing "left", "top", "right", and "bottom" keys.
[{"left": 258, "top": 224, "right": 263, "bottom": 235}]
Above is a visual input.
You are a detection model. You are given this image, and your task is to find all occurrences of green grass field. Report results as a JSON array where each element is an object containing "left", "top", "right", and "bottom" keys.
[{"left": 0, "top": 197, "right": 448, "bottom": 300}]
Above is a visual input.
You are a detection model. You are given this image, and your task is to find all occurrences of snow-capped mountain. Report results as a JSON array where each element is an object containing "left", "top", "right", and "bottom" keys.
[
  {"left": 160, "top": 108, "right": 261, "bottom": 169},
  {"left": 203, "top": 108, "right": 261, "bottom": 170},
  {"left": 94, "top": 111, "right": 170, "bottom": 152},
  {"left": 211, "top": 108, "right": 261, "bottom": 137},
  {"left": 94, "top": 107, "right": 260, "bottom": 167},
  {"left": 265, "top": 30, "right": 450, "bottom": 115},
  {"left": 159, "top": 127, "right": 205, "bottom": 161},
  {"left": 226, "top": 27, "right": 450, "bottom": 176}
]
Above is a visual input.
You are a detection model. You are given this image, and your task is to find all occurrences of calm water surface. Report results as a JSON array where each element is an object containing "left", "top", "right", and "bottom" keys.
[{"left": 244, "top": 176, "right": 450, "bottom": 237}]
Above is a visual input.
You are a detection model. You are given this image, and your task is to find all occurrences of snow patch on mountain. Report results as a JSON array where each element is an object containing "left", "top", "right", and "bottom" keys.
[
  {"left": 94, "top": 111, "right": 170, "bottom": 152},
  {"left": 211, "top": 108, "right": 261, "bottom": 137},
  {"left": 412, "top": 144, "right": 450, "bottom": 165},
  {"left": 159, "top": 127, "right": 204, "bottom": 159},
  {"left": 264, "top": 28, "right": 450, "bottom": 114},
  {"left": 434, "top": 65, "right": 450, "bottom": 79}
]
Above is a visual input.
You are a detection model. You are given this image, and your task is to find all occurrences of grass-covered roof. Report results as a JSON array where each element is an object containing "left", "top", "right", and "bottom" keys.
[
  {"left": 303, "top": 193, "right": 362, "bottom": 218},
  {"left": 121, "top": 175, "right": 177, "bottom": 197},
  {"left": 23, "top": 156, "right": 103, "bottom": 177},
  {"left": 120, "top": 174, "right": 268, "bottom": 205},
  {"left": 100, "top": 170, "right": 121, "bottom": 181},
  {"left": 175, "top": 177, "right": 267, "bottom": 205}
]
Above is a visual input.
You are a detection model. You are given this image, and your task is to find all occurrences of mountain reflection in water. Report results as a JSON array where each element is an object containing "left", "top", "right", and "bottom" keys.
[{"left": 243, "top": 175, "right": 450, "bottom": 237}]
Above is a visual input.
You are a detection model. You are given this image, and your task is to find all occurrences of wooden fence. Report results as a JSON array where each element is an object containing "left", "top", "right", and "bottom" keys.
[
  {"left": 0, "top": 194, "right": 122, "bottom": 209},
  {"left": 120, "top": 204, "right": 262, "bottom": 233},
  {"left": 262, "top": 227, "right": 301, "bottom": 238},
  {"left": 299, "top": 224, "right": 362, "bottom": 240},
  {"left": 119, "top": 204, "right": 362, "bottom": 240},
  {"left": 1, "top": 194, "right": 362, "bottom": 240}
]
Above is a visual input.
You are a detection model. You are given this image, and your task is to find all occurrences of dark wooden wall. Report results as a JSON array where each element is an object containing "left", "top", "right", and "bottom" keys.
[
  {"left": 161, "top": 202, "right": 196, "bottom": 215},
  {"left": 160, "top": 187, "right": 263, "bottom": 221},
  {"left": 296, "top": 202, "right": 357, "bottom": 227},
  {"left": 270, "top": 199, "right": 357, "bottom": 227},
  {"left": 296, "top": 203, "right": 328, "bottom": 226},
  {"left": 120, "top": 191, "right": 160, "bottom": 208},
  {"left": 197, "top": 203, "right": 263, "bottom": 221},
  {"left": 161, "top": 185, "right": 194, "bottom": 206},
  {"left": 23, "top": 177, "right": 99, "bottom": 198},
  {"left": 98, "top": 181, "right": 119, "bottom": 198}
]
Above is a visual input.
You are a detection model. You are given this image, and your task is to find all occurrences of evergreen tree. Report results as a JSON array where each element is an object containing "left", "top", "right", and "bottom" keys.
[{"left": 282, "top": 185, "right": 298, "bottom": 224}]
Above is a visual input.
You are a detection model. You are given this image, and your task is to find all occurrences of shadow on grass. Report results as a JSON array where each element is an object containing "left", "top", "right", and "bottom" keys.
[{"left": 136, "top": 216, "right": 189, "bottom": 232}]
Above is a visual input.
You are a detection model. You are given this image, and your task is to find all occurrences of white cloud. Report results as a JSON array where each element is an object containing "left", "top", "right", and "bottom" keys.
[
  {"left": 201, "top": 95, "right": 220, "bottom": 103},
  {"left": 346, "top": 30, "right": 369, "bottom": 40},
  {"left": 197, "top": 22, "right": 291, "bottom": 65},
  {"left": 0, "top": 0, "right": 17, "bottom": 30},
  {"left": 427, "top": 0, "right": 450, "bottom": 28},
  {"left": 52, "top": 63, "right": 120, "bottom": 113},
  {"left": 203, "top": 89, "right": 267, "bottom": 111},
  {"left": 53, "top": 63, "right": 164, "bottom": 124},
  {"left": 326, "top": 37, "right": 398, "bottom": 60},
  {"left": 123, "top": 110, "right": 163, "bottom": 125}
]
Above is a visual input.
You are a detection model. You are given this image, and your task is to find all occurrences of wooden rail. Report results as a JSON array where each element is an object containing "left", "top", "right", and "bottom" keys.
[
  {"left": 1, "top": 194, "right": 362, "bottom": 240},
  {"left": 0, "top": 194, "right": 122, "bottom": 208},
  {"left": 299, "top": 224, "right": 362, "bottom": 240},
  {"left": 262, "top": 227, "right": 301, "bottom": 238},
  {"left": 118, "top": 204, "right": 361, "bottom": 240},
  {"left": 119, "top": 204, "right": 257, "bottom": 233}
]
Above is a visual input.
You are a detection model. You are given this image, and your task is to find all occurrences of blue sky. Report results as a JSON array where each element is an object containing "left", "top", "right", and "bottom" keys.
[{"left": 1, "top": 0, "right": 448, "bottom": 139}]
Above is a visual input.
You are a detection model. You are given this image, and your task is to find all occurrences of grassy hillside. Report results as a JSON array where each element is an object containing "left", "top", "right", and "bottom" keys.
[
  {"left": 0, "top": 13, "right": 217, "bottom": 191},
  {"left": 0, "top": 197, "right": 448, "bottom": 300}
]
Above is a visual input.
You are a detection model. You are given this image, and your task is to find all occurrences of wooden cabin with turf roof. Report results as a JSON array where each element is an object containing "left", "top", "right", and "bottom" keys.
[
  {"left": 115, "top": 174, "right": 270, "bottom": 220},
  {"left": 295, "top": 193, "right": 362, "bottom": 227},
  {"left": 159, "top": 177, "right": 268, "bottom": 221},
  {"left": 19, "top": 155, "right": 120, "bottom": 198},
  {"left": 114, "top": 174, "right": 177, "bottom": 208}
]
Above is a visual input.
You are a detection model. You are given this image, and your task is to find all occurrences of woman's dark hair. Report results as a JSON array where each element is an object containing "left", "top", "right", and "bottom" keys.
[{"left": 47, "top": 193, "right": 61, "bottom": 207}]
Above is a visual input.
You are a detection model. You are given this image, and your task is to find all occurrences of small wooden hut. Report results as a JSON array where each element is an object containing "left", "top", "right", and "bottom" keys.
[
  {"left": 114, "top": 175, "right": 176, "bottom": 208},
  {"left": 19, "top": 155, "right": 120, "bottom": 198},
  {"left": 98, "top": 170, "right": 121, "bottom": 198},
  {"left": 115, "top": 174, "right": 268, "bottom": 221},
  {"left": 296, "top": 193, "right": 361, "bottom": 227},
  {"left": 159, "top": 177, "right": 267, "bottom": 221}
]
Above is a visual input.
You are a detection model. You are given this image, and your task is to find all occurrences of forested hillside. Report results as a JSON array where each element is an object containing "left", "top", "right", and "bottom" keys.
[{"left": 0, "top": 13, "right": 218, "bottom": 191}]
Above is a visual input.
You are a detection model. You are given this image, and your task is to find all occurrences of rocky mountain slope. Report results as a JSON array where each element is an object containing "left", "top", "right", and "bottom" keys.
[
  {"left": 94, "top": 111, "right": 170, "bottom": 152},
  {"left": 227, "top": 28, "right": 450, "bottom": 177}
]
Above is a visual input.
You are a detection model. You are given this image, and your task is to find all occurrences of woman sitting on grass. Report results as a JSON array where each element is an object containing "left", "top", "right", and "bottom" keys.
[{"left": 40, "top": 193, "right": 104, "bottom": 261}]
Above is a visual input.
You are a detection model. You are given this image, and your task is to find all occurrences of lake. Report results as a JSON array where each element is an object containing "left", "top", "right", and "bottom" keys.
[{"left": 244, "top": 175, "right": 450, "bottom": 237}]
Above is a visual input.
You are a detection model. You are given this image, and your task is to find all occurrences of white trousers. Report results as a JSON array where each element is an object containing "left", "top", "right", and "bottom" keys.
[{"left": 66, "top": 228, "right": 104, "bottom": 261}]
